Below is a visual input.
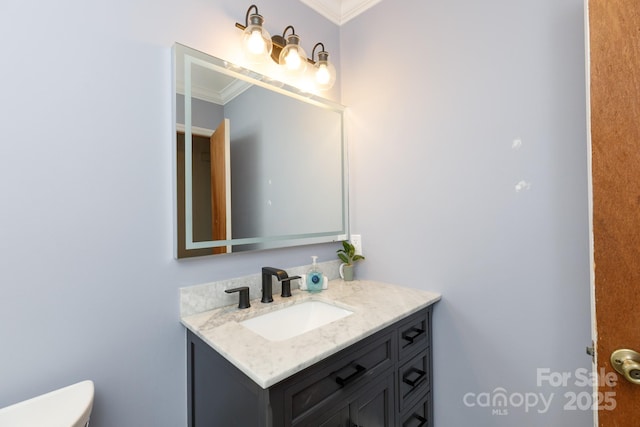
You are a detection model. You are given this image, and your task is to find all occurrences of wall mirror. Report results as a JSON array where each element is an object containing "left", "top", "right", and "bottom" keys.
[{"left": 173, "top": 43, "right": 348, "bottom": 258}]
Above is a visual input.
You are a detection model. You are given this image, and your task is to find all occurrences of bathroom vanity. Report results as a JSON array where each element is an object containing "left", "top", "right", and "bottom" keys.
[
  {"left": 181, "top": 279, "right": 440, "bottom": 426},
  {"left": 174, "top": 43, "right": 440, "bottom": 426}
]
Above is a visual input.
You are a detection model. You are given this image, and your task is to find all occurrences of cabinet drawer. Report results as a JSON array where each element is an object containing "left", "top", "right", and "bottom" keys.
[
  {"left": 398, "top": 349, "right": 430, "bottom": 412},
  {"left": 400, "top": 392, "right": 431, "bottom": 427},
  {"left": 302, "top": 373, "right": 395, "bottom": 427},
  {"left": 276, "top": 331, "right": 395, "bottom": 424},
  {"left": 398, "top": 310, "right": 429, "bottom": 361}
]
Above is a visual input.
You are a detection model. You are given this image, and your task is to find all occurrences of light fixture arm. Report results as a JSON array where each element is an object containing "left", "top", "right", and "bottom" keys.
[
  {"left": 272, "top": 25, "right": 297, "bottom": 51},
  {"left": 282, "top": 25, "right": 296, "bottom": 38},
  {"left": 311, "top": 42, "right": 326, "bottom": 64},
  {"left": 244, "top": 4, "right": 259, "bottom": 27},
  {"left": 235, "top": 4, "right": 262, "bottom": 32}
]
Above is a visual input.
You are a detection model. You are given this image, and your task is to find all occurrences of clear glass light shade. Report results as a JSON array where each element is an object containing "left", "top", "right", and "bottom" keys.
[
  {"left": 241, "top": 15, "right": 273, "bottom": 64},
  {"left": 279, "top": 34, "right": 307, "bottom": 76},
  {"left": 314, "top": 55, "right": 336, "bottom": 91}
]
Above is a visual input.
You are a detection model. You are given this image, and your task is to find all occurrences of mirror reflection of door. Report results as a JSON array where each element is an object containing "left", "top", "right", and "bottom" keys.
[
  {"left": 209, "top": 119, "right": 231, "bottom": 254},
  {"left": 176, "top": 118, "right": 231, "bottom": 257}
]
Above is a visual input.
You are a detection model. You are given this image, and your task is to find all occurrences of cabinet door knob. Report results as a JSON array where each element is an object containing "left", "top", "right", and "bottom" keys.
[
  {"left": 402, "top": 367, "right": 427, "bottom": 388},
  {"left": 403, "top": 413, "right": 427, "bottom": 427},
  {"left": 335, "top": 363, "right": 366, "bottom": 387},
  {"left": 402, "top": 327, "right": 425, "bottom": 344}
]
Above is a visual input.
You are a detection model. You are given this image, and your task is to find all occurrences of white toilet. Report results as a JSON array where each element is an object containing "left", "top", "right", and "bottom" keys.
[{"left": 0, "top": 380, "right": 94, "bottom": 427}]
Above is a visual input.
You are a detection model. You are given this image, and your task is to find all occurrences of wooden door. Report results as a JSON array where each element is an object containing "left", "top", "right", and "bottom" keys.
[
  {"left": 176, "top": 132, "right": 217, "bottom": 258},
  {"left": 210, "top": 118, "right": 231, "bottom": 254},
  {"left": 589, "top": 0, "right": 640, "bottom": 425}
]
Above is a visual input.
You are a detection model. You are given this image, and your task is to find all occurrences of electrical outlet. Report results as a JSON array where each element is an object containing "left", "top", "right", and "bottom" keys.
[{"left": 350, "top": 234, "right": 363, "bottom": 255}]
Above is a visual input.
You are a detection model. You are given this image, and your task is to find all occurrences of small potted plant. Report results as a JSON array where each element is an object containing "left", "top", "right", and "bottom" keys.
[{"left": 337, "top": 240, "right": 365, "bottom": 281}]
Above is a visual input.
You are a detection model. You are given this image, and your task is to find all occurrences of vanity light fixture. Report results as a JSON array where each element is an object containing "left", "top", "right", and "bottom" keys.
[
  {"left": 235, "top": 4, "right": 337, "bottom": 90},
  {"left": 238, "top": 4, "right": 273, "bottom": 64},
  {"left": 276, "top": 26, "right": 308, "bottom": 75},
  {"left": 311, "top": 43, "right": 336, "bottom": 90}
]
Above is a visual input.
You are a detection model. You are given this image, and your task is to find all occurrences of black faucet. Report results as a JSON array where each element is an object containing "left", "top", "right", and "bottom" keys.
[
  {"left": 261, "top": 267, "right": 300, "bottom": 302},
  {"left": 224, "top": 286, "right": 251, "bottom": 309}
]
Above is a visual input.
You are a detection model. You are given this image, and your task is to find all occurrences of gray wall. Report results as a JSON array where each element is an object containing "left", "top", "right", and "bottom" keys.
[
  {"left": 0, "top": 1, "right": 339, "bottom": 426},
  {"left": 226, "top": 85, "right": 344, "bottom": 241},
  {"left": 175, "top": 94, "right": 224, "bottom": 130},
  {"left": 341, "top": 0, "right": 592, "bottom": 426}
]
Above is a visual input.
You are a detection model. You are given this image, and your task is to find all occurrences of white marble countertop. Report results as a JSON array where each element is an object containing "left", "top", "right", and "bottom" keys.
[{"left": 180, "top": 279, "right": 441, "bottom": 389}]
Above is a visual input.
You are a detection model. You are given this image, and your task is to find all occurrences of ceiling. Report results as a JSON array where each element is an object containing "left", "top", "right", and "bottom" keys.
[{"left": 299, "top": 0, "right": 382, "bottom": 25}]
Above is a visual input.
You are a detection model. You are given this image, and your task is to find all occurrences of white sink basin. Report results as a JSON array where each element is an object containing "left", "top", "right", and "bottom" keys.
[{"left": 240, "top": 300, "right": 353, "bottom": 342}]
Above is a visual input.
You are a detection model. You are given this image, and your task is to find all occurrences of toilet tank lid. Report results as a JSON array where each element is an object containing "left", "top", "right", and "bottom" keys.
[{"left": 0, "top": 380, "right": 94, "bottom": 427}]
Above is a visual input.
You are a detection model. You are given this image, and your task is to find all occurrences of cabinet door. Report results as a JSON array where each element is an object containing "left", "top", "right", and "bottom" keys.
[
  {"left": 398, "top": 349, "right": 430, "bottom": 412},
  {"left": 314, "top": 405, "right": 351, "bottom": 427},
  {"left": 187, "top": 331, "right": 270, "bottom": 427},
  {"left": 299, "top": 374, "right": 395, "bottom": 427},
  {"left": 350, "top": 374, "right": 395, "bottom": 427},
  {"left": 397, "top": 310, "right": 430, "bottom": 361},
  {"left": 400, "top": 393, "right": 431, "bottom": 427}
]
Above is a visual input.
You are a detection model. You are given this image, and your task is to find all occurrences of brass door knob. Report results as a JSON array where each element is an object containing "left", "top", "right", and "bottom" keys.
[{"left": 611, "top": 349, "right": 640, "bottom": 385}]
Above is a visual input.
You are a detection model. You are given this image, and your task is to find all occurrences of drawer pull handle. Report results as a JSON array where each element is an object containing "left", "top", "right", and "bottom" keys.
[
  {"left": 402, "top": 327, "right": 425, "bottom": 344},
  {"left": 403, "top": 367, "right": 427, "bottom": 388},
  {"left": 335, "top": 363, "right": 366, "bottom": 387},
  {"left": 403, "top": 413, "right": 427, "bottom": 427}
]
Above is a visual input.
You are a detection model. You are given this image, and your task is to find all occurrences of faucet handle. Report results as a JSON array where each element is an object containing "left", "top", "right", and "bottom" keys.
[
  {"left": 280, "top": 276, "right": 301, "bottom": 298},
  {"left": 225, "top": 286, "right": 251, "bottom": 309}
]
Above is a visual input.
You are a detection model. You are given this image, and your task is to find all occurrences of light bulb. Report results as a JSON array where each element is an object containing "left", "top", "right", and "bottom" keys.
[
  {"left": 241, "top": 13, "right": 272, "bottom": 64},
  {"left": 316, "top": 64, "right": 330, "bottom": 84},
  {"left": 247, "top": 29, "right": 266, "bottom": 54},
  {"left": 278, "top": 33, "right": 307, "bottom": 77},
  {"left": 284, "top": 49, "right": 302, "bottom": 70},
  {"left": 313, "top": 50, "right": 336, "bottom": 90}
]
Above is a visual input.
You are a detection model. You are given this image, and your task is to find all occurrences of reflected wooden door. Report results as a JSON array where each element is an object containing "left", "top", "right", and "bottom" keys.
[
  {"left": 210, "top": 118, "right": 231, "bottom": 254},
  {"left": 176, "top": 132, "right": 215, "bottom": 258},
  {"left": 589, "top": 0, "right": 640, "bottom": 425}
]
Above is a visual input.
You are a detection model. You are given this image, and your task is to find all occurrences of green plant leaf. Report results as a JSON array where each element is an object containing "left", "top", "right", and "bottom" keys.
[{"left": 337, "top": 240, "right": 364, "bottom": 264}]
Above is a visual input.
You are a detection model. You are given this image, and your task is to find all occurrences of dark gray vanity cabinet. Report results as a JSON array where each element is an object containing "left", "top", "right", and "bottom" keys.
[{"left": 186, "top": 306, "right": 433, "bottom": 427}]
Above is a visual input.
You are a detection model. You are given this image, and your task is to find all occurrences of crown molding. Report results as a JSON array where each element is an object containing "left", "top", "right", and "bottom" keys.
[
  {"left": 176, "top": 77, "right": 252, "bottom": 105},
  {"left": 300, "top": 0, "right": 382, "bottom": 25}
]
